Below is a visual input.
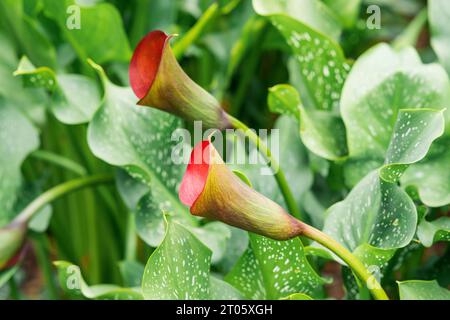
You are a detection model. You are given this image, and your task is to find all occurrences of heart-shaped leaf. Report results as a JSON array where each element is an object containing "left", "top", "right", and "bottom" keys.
[
  {"left": 142, "top": 216, "right": 212, "bottom": 300},
  {"left": 380, "top": 108, "right": 445, "bottom": 183},
  {"left": 342, "top": 44, "right": 450, "bottom": 143},
  {"left": 42, "top": 0, "right": 131, "bottom": 63},
  {"left": 323, "top": 170, "right": 417, "bottom": 267},
  {"left": 0, "top": 33, "right": 47, "bottom": 125},
  {"left": 14, "top": 56, "right": 101, "bottom": 124},
  {"left": 225, "top": 233, "right": 325, "bottom": 299},
  {"left": 54, "top": 261, "right": 143, "bottom": 300},
  {"left": 417, "top": 216, "right": 450, "bottom": 247},
  {"left": 398, "top": 280, "right": 450, "bottom": 300}
]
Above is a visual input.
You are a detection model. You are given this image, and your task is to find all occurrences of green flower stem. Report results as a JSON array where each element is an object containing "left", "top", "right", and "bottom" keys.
[
  {"left": 228, "top": 115, "right": 303, "bottom": 220},
  {"left": 301, "top": 224, "right": 389, "bottom": 300},
  {"left": 31, "top": 150, "right": 87, "bottom": 176},
  {"left": 15, "top": 174, "right": 114, "bottom": 225},
  {"left": 172, "top": 2, "right": 220, "bottom": 59}
]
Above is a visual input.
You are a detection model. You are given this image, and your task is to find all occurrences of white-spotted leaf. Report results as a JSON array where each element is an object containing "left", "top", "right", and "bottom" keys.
[
  {"left": 323, "top": 170, "right": 417, "bottom": 267},
  {"left": 142, "top": 217, "right": 212, "bottom": 300},
  {"left": 398, "top": 280, "right": 450, "bottom": 300}
]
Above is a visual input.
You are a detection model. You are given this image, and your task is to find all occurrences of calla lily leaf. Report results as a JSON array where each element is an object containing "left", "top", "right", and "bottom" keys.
[
  {"left": 322, "top": 170, "right": 417, "bottom": 267},
  {"left": 266, "top": 13, "right": 349, "bottom": 114},
  {"left": 401, "top": 137, "right": 450, "bottom": 207},
  {"left": 225, "top": 233, "right": 325, "bottom": 300},
  {"left": 341, "top": 44, "right": 450, "bottom": 184},
  {"left": 142, "top": 216, "right": 212, "bottom": 300},
  {"left": 210, "top": 276, "right": 244, "bottom": 300},
  {"left": 14, "top": 56, "right": 101, "bottom": 124},
  {"left": 0, "top": 33, "right": 47, "bottom": 125},
  {"left": 380, "top": 108, "right": 445, "bottom": 183},
  {"left": 268, "top": 84, "right": 347, "bottom": 160},
  {"left": 417, "top": 216, "right": 450, "bottom": 247},
  {"left": 429, "top": 0, "right": 450, "bottom": 75},
  {"left": 253, "top": 0, "right": 342, "bottom": 40},
  {"left": 398, "top": 280, "right": 450, "bottom": 300},
  {"left": 0, "top": 102, "right": 39, "bottom": 226},
  {"left": 42, "top": 0, "right": 131, "bottom": 63},
  {"left": 118, "top": 260, "right": 145, "bottom": 288},
  {"left": 54, "top": 261, "right": 143, "bottom": 300}
]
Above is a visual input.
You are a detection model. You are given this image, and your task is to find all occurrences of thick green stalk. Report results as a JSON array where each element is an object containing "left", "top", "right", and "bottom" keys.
[
  {"left": 228, "top": 115, "right": 303, "bottom": 220},
  {"left": 172, "top": 2, "right": 220, "bottom": 59},
  {"left": 15, "top": 174, "right": 114, "bottom": 224},
  {"left": 301, "top": 224, "right": 389, "bottom": 300}
]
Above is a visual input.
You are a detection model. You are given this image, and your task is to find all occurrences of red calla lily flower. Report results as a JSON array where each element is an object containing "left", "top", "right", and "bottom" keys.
[
  {"left": 129, "top": 30, "right": 230, "bottom": 129},
  {"left": 179, "top": 139, "right": 304, "bottom": 240}
]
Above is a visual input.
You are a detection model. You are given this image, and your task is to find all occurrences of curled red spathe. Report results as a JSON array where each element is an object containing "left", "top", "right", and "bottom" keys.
[
  {"left": 179, "top": 141, "right": 211, "bottom": 207},
  {"left": 129, "top": 30, "right": 171, "bottom": 99}
]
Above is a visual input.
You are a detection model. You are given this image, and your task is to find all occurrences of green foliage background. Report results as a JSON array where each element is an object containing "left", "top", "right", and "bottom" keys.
[{"left": 0, "top": 0, "right": 449, "bottom": 300}]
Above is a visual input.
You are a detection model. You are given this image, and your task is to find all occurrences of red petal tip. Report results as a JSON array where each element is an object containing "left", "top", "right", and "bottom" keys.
[
  {"left": 129, "top": 30, "right": 170, "bottom": 99},
  {"left": 179, "top": 141, "right": 211, "bottom": 207}
]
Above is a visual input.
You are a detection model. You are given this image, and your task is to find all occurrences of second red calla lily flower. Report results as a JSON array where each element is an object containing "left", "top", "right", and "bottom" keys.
[
  {"left": 129, "top": 30, "right": 231, "bottom": 129},
  {"left": 179, "top": 139, "right": 304, "bottom": 240}
]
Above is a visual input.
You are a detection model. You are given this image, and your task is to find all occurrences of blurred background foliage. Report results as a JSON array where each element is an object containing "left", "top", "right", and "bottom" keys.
[{"left": 0, "top": 0, "right": 448, "bottom": 300}]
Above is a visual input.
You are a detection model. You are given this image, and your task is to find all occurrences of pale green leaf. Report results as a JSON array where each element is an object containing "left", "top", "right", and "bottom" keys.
[
  {"left": 42, "top": 0, "right": 131, "bottom": 63},
  {"left": 14, "top": 56, "right": 101, "bottom": 124},
  {"left": 401, "top": 137, "right": 450, "bottom": 207},
  {"left": 253, "top": 0, "right": 341, "bottom": 40},
  {"left": 54, "top": 261, "right": 143, "bottom": 300},
  {"left": 142, "top": 217, "right": 212, "bottom": 300},
  {"left": 323, "top": 170, "right": 417, "bottom": 267},
  {"left": 210, "top": 276, "right": 244, "bottom": 300},
  {"left": 417, "top": 217, "right": 450, "bottom": 247},
  {"left": 268, "top": 84, "right": 347, "bottom": 161},
  {"left": 226, "top": 233, "right": 325, "bottom": 300},
  {"left": 342, "top": 44, "right": 449, "bottom": 160},
  {"left": 0, "top": 102, "right": 39, "bottom": 226},
  {"left": 398, "top": 280, "right": 450, "bottom": 300}
]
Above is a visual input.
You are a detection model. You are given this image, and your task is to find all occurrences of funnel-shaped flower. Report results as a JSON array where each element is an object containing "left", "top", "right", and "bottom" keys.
[
  {"left": 0, "top": 222, "right": 26, "bottom": 270},
  {"left": 179, "top": 140, "right": 304, "bottom": 240},
  {"left": 130, "top": 30, "right": 230, "bottom": 129}
]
